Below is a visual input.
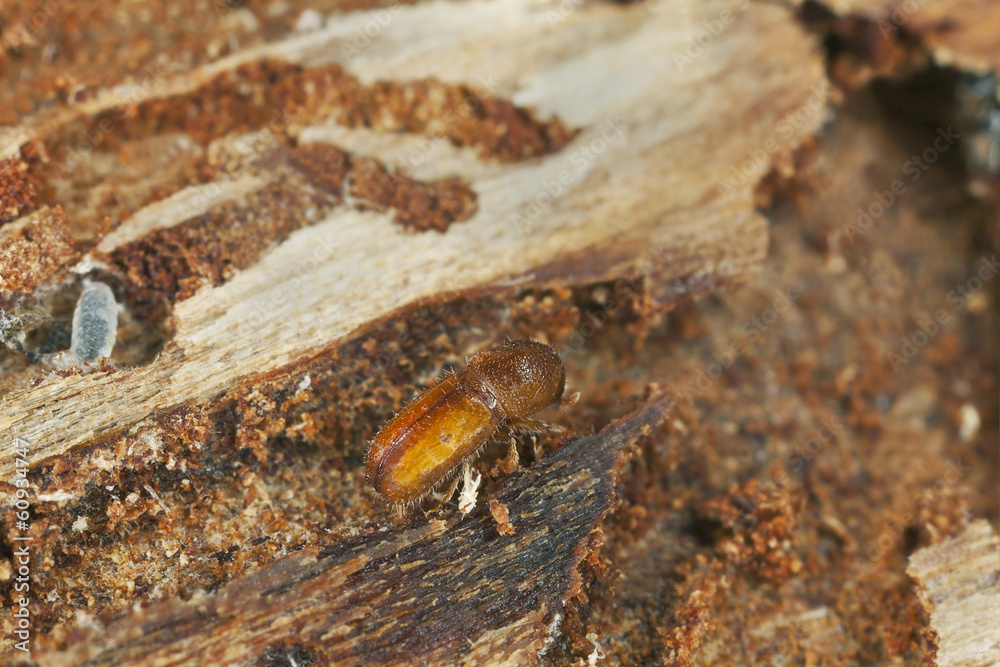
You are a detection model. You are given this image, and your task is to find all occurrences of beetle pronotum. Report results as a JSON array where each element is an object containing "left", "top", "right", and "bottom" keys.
[{"left": 365, "top": 339, "right": 566, "bottom": 505}]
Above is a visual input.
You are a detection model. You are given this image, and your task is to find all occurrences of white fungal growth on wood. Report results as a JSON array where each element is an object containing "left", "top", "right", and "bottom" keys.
[
  {"left": 958, "top": 403, "right": 981, "bottom": 442},
  {"left": 457, "top": 464, "right": 481, "bottom": 516},
  {"left": 586, "top": 632, "right": 606, "bottom": 666},
  {"left": 70, "top": 281, "right": 119, "bottom": 363}
]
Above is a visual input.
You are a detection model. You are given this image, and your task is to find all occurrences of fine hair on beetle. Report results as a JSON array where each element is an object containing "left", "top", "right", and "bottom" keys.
[{"left": 365, "top": 339, "right": 568, "bottom": 507}]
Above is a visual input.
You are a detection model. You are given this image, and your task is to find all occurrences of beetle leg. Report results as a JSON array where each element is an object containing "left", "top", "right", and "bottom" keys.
[
  {"left": 505, "top": 435, "right": 521, "bottom": 470},
  {"left": 560, "top": 391, "right": 581, "bottom": 408},
  {"left": 428, "top": 473, "right": 463, "bottom": 512},
  {"left": 532, "top": 434, "right": 544, "bottom": 462},
  {"left": 508, "top": 417, "right": 564, "bottom": 434}
]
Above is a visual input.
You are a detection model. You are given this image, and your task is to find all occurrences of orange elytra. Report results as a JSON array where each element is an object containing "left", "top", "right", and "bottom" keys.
[{"left": 366, "top": 339, "right": 565, "bottom": 505}]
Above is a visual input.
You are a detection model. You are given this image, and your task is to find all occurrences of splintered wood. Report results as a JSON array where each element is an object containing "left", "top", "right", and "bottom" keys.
[
  {"left": 907, "top": 520, "right": 1000, "bottom": 667},
  {"left": 36, "top": 393, "right": 673, "bottom": 666}
]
